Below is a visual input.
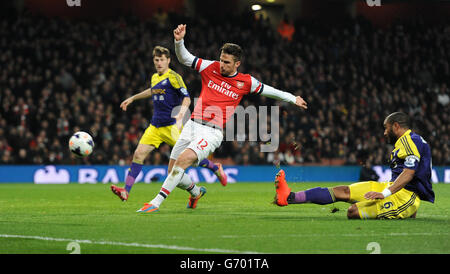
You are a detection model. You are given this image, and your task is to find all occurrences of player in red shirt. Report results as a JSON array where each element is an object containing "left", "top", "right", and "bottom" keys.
[{"left": 137, "top": 24, "right": 308, "bottom": 213}]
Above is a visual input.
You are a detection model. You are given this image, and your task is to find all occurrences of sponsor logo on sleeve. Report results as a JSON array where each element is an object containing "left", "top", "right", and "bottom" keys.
[{"left": 404, "top": 155, "right": 420, "bottom": 168}]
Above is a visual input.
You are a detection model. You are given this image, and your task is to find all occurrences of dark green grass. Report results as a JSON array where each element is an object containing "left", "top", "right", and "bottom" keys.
[{"left": 0, "top": 182, "right": 449, "bottom": 254}]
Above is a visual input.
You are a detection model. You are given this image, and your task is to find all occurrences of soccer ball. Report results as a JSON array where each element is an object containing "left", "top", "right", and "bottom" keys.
[{"left": 69, "top": 131, "right": 94, "bottom": 157}]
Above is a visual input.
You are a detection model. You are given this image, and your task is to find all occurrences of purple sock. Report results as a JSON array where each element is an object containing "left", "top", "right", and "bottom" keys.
[
  {"left": 294, "top": 191, "right": 307, "bottom": 203},
  {"left": 199, "top": 159, "right": 219, "bottom": 172},
  {"left": 289, "top": 187, "right": 335, "bottom": 205},
  {"left": 125, "top": 162, "right": 143, "bottom": 193}
]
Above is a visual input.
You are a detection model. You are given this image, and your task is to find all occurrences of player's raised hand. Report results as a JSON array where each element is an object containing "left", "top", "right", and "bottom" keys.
[
  {"left": 120, "top": 97, "right": 133, "bottom": 111},
  {"left": 295, "top": 96, "right": 308, "bottom": 109},
  {"left": 173, "top": 24, "right": 186, "bottom": 41}
]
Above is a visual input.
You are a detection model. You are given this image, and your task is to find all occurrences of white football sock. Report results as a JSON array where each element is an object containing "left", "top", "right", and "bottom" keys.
[
  {"left": 177, "top": 172, "right": 201, "bottom": 197},
  {"left": 151, "top": 166, "right": 185, "bottom": 207}
]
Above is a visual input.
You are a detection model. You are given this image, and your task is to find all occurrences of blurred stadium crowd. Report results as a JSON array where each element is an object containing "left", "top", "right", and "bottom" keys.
[{"left": 0, "top": 9, "right": 449, "bottom": 166}]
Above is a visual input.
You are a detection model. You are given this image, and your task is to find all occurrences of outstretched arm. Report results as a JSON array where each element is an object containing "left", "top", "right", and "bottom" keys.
[
  {"left": 174, "top": 24, "right": 214, "bottom": 71},
  {"left": 174, "top": 24, "right": 196, "bottom": 67},
  {"left": 120, "top": 88, "right": 152, "bottom": 111},
  {"left": 173, "top": 96, "right": 191, "bottom": 130},
  {"left": 259, "top": 84, "right": 308, "bottom": 109},
  {"left": 174, "top": 39, "right": 196, "bottom": 67},
  {"left": 364, "top": 168, "right": 415, "bottom": 200}
]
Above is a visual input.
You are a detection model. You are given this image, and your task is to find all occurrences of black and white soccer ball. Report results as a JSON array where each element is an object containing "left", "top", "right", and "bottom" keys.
[{"left": 69, "top": 131, "right": 94, "bottom": 157}]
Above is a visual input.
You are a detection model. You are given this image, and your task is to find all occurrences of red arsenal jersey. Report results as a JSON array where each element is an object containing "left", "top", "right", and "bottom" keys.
[{"left": 191, "top": 58, "right": 263, "bottom": 128}]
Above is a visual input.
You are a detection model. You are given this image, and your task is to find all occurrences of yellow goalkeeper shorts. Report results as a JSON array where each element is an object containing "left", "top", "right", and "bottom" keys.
[
  {"left": 349, "top": 181, "right": 420, "bottom": 219},
  {"left": 139, "top": 124, "right": 181, "bottom": 148}
]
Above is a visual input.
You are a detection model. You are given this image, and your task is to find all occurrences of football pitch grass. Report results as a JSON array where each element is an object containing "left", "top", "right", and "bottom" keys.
[{"left": 0, "top": 182, "right": 449, "bottom": 254}]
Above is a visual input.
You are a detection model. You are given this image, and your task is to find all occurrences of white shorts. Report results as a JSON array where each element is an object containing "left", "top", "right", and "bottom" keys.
[{"left": 170, "top": 119, "right": 223, "bottom": 166}]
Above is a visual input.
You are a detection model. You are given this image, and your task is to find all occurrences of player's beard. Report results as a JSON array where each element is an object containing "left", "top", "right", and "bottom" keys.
[
  {"left": 386, "top": 128, "right": 397, "bottom": 145},
  {"left": 220, "top": 68, "right": 230, "bottom": 77}
]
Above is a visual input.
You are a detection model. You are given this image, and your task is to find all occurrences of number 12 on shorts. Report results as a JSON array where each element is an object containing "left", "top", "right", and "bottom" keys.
[{"left": 197, "top": 138, "right": 208, "bottom": 150}]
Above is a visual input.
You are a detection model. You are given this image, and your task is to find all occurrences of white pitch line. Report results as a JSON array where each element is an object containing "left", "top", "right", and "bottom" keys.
[
  {"left": 0, "top": 234, "right": 263, "bottom": 254},
  {"left": 219, "top": 232, "right": 449, "bottom": 238}
]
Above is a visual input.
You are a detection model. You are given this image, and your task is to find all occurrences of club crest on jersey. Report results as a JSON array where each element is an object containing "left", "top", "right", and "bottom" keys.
[{"left": 236, "top": 81, "right": 244, "bottom": 89}]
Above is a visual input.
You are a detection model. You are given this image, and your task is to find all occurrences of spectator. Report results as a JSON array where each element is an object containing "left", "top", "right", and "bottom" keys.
[
  {"left": 0, "top": 10, "right": 448, "bottom": 167},
  {"left": 277, "top": 14, "right": 295, "bottom": 41},
  {"left": 359, "top": 157, "right": 380, "bottom": 181}
]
